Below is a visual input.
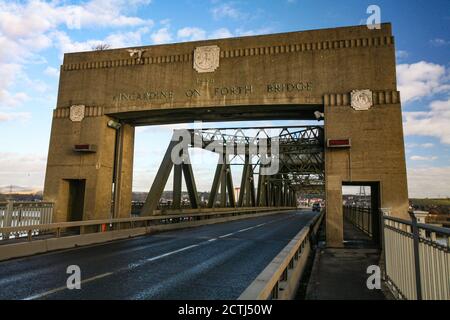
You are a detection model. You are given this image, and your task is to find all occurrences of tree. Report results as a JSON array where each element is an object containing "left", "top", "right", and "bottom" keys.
[{"left": 92, "top": 43, "right": 111, "bottom": 51}]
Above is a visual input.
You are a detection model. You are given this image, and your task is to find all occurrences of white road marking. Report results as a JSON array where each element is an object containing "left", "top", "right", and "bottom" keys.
[
  {"left": 22, "top": 213, "right": 298, "bottom": 300},
  {"left": 24, "top": 272, "right": 113, "bottom": 300},
  {"left": 237, "top": 226, "right": 255, "bottom": 233},
  {"left": 256, "top": 223, "right": 267, "bottom": 227},
  {"left": 219, "top": 233, "right": 234, "bottom": 238},
  {"left": 146, "top": 244, "right": 199, "bottom": 262}
]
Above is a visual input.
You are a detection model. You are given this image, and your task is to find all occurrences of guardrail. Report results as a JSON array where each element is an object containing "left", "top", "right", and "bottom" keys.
[
  {"left": 239, "top": 210, "right": 325, "bottom": 300},
  {"left": 343, "top": 205, "right": 372, "bottom": 237},
  {"left": 383, "top": 213, "right": 449, "bottom": 300},
  {"left": 0, "top": 201, "right": 53, "bottom": 240},
  {"left": 0, "top": 206, "right": 295, "bottom": 261}
]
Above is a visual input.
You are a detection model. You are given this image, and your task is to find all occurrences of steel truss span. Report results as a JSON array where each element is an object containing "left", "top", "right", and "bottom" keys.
[{"left": 141, "top": 126, "right": 324, "bottom": 215}]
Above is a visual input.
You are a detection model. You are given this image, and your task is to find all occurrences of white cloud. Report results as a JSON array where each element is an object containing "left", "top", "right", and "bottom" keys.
[
  {"left": 151, "top": 27, "right": 173, "bottom": 44},
  {"left": 177, "top": 27, "right": 207, "bottom": 41},
  {"left": 421, "top": 143, "right": 435, "bottom": 148},
  {"left": 430, "top": 38, "right": 450, "bottom": 46},
  {"left": 397, "top": 61, "right": 450, "bottom": 104},
  {"left": 175, "top": 25, "right": 273, "bottom": 42},
  {"left": 0, "top": 90, "right": 29, "bottom": 109},
  {"left": 407, "top": 166, "right": 450, "bottom": 198},
  {"left": 406, "top": 143, "right": 434, "bottom": 149},
  {"left": 211, "top": 3, "right": 243, "bottom": 20},
  {"left": 44, "top": 67, "right": 59, "bottom": 78},
  {"left": 235, "top": 27, "right": 274, "bottom": 37},
  {"left": 396, "top": 50, "right": 409, "bottom": 60},
  {"left": 0, "top": 112, "right": 31, "bottom": 122},
  {"left": 52, "top": 26, "right": 151, "bottom": 58},
  {"left": 403, "top": 98, "right": 450, "bottom": 145},
  {"left": 106, "top": 27, "right": 151, "bottom": 47},
  {"left": 0, "top": 0, "right": 154, "bottom": 119},
  {"left": 410, "top": 155, "right": 438, "bottom": 161},
  {"left": 0, "top": 0, "right": 153, "bottom": 35},
  {"left": 176, "top": 27, "right": 232, "bottom": 41},
  {"left": 208, "top": 28, "right": 234, "bottom": 39},
  {"left": 0, "top": 152, "right": 47, "bottom": 189}
]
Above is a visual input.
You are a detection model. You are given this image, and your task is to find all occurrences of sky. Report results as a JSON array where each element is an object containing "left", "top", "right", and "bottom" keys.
[{"left": 0, "top": 0, "right": 449, "bottom": 198}]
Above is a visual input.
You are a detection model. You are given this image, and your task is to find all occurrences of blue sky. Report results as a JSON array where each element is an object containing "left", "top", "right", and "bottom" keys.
[{"left": 0, "top": 0, "right": 449, "bottom": 197}]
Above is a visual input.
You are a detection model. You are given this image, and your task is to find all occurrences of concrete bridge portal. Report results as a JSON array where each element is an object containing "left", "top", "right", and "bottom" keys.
[{"left": 44, "top": 23, "right": 409, "bottom": 247}]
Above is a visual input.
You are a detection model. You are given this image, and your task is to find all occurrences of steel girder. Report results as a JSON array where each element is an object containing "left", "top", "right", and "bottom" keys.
[{"left": 142, "top": 126, "right": 324, "bottom": 213}]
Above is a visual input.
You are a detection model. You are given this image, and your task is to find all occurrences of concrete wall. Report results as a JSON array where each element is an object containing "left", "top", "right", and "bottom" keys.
[
  {"left": 44, "top": 23, "right": 409, "bottom": 246},
  {"left": 55, "top": 24, "right": 396, "bottom": 114},
  {"left": 324, "top": 95, "right": 408, "bottom": 247},
  {"left": 43, "top": 116, "right": 134, "bottom": 222}
]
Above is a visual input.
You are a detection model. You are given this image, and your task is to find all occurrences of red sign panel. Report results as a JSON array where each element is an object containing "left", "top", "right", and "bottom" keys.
[
  {"left": 327, "top": 139, "right": 351, "bottom": 148},
  {"left": 73, "top": 144, "right": 97, "bottom": 152}
]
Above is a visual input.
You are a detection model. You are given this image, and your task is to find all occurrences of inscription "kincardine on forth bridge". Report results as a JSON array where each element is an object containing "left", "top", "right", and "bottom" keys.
[{"left": 112, "top": 81, "right": 313, "bottom": 102}]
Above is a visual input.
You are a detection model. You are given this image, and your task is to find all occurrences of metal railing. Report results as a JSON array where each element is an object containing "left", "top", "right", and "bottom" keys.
[
  {"left": 343, "top": 205, "right": 372, "bottom": 237},
  {"left": 383, "top": 213, "right": 450, "bottom": 300},
  {"left": 0, "top": 206, "right": 292, "bottom": 243},
  {"left": 239, "top": 210, "right": 325, "bottom": 300},
  {"left": 0, "top": 201, "right": 53, "bottom": 240}
]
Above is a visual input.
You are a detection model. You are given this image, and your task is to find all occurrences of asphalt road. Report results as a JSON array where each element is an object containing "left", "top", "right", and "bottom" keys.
[{"left": 0, "top": 210, "right": 317, "bottom": 300}]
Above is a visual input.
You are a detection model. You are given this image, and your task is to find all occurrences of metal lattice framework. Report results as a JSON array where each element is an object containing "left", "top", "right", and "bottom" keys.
[{"left": 141, "top": 126, "right": 324, "bottom": 215}]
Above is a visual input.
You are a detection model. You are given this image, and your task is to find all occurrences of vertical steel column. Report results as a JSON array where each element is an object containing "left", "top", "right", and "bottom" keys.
[
  {"left": 112, "top": 123, "right": 123, "bottom": 219},
  {"left": 172, "top": 164, "right": 182, "bottom": 209},
  {"left": 220, "top": 166, "right": 227, "bottom": 207},
  {"left": 249, "top": 165, "right": 256, "bottom": 207},
  {"left": 267, "top": 182, "right": 273, "bottom": 206},
  {"left": 182, "top": 149, "right": 199, "bottom": 209},
  {"left": 238, "top": 153, "right": 251, "bottom": 207},
  {"left": 258, "top": 174, "right": 268, "bottom": 207},
  {"left": 208, "top": 161, "right": 224, "bottom": 208},
  {"left": 226, "top": 164, "right": 236, "bottom": 207},
  {"left": 409, "top": 211, "right": 423, "bottom": 300}
]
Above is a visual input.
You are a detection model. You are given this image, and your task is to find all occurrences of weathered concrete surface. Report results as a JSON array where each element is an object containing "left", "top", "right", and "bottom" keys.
[
  {"left": 305, "top": 248, "right": 387, "bottom": 300},
  {"left": 305, "top": 222, "right": 391, "bottom": 300},
  {"left": 44, "top": 23, "right": 409, "bottom": 247}
]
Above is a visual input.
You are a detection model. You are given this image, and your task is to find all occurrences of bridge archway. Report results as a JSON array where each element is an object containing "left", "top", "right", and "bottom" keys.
[
  {"left": 342, "top": 181, "right": 381, "bottom": 247},
  {"left": 43, "top": 23, "right": 409, "bottom": 247}
]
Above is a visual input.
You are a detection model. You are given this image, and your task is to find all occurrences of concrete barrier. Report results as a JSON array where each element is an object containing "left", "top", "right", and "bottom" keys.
[
  {"left": 0, "top": 208, "right": 295, "bottom": 261},
  {"left": 239, "top": 211, "right": 324, "bottom": 300}
]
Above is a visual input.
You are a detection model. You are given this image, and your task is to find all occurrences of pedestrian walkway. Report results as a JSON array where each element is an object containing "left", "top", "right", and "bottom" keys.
[{"left": 305, "top": 220, "right": 389, "bottom": 300}]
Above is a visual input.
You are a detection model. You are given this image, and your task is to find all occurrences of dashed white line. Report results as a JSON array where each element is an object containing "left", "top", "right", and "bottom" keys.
[
  {"left": 146, "top": 244, "right": 199, "bottom": 262},
  {"left": 24, "top": 272, "right": 113, "bottom": 300},
  {"left": 219, "top": 233, "right": 234, "bottom": 238},
  {"left": 256, "top": 223, "right": 267, "bottom": 227},
  {"left": 237, "top": 226, "right": 255, "bottom": 233},
  {"left": 23, "top": 213, "right": 297, "bottom": 300}
]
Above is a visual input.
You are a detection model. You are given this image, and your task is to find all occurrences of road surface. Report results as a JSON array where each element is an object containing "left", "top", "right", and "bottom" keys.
[{"left": 0, "top": 210, "right": 317, "bottom": 300}]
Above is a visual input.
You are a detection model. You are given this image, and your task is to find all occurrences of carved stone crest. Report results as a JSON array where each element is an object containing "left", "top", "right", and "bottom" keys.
[
  {"left": 351, "top": 89, "right": 373, "bottom": 111},
  {"left": 194, "top": 45, "right": 220, "bottom": 73},
  {"left": 69, "top": 105, "right": 85, "bottom": 122}
]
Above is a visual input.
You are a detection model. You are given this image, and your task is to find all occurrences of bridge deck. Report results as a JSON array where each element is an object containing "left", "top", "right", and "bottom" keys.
[
  {"left": 0, "top": 210, "right": 317, "bottom": 300},
  {"left": 305, "top": 221, "right": 388, "bottom": 300}
]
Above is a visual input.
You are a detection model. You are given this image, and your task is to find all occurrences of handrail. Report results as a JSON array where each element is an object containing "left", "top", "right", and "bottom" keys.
[
  {"left": 343, "top": 205, "right": 372, "bottom": 237},
  {"left": 382, "top": 210, "right": 449, "bottom": 300},
  {"left": 384, "top": 215, "right": 450, "bottom": 236},
  {"left": 0, "top": 201, "right": 54, "bottom": 206},
  {"left": 0, "top": 207, "right": 294, "bottom": 239}
]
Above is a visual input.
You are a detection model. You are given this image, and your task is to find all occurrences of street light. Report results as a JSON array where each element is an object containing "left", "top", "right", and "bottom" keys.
[{"left": 107, "top": 119, "right": 121, "bottom": 130}]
